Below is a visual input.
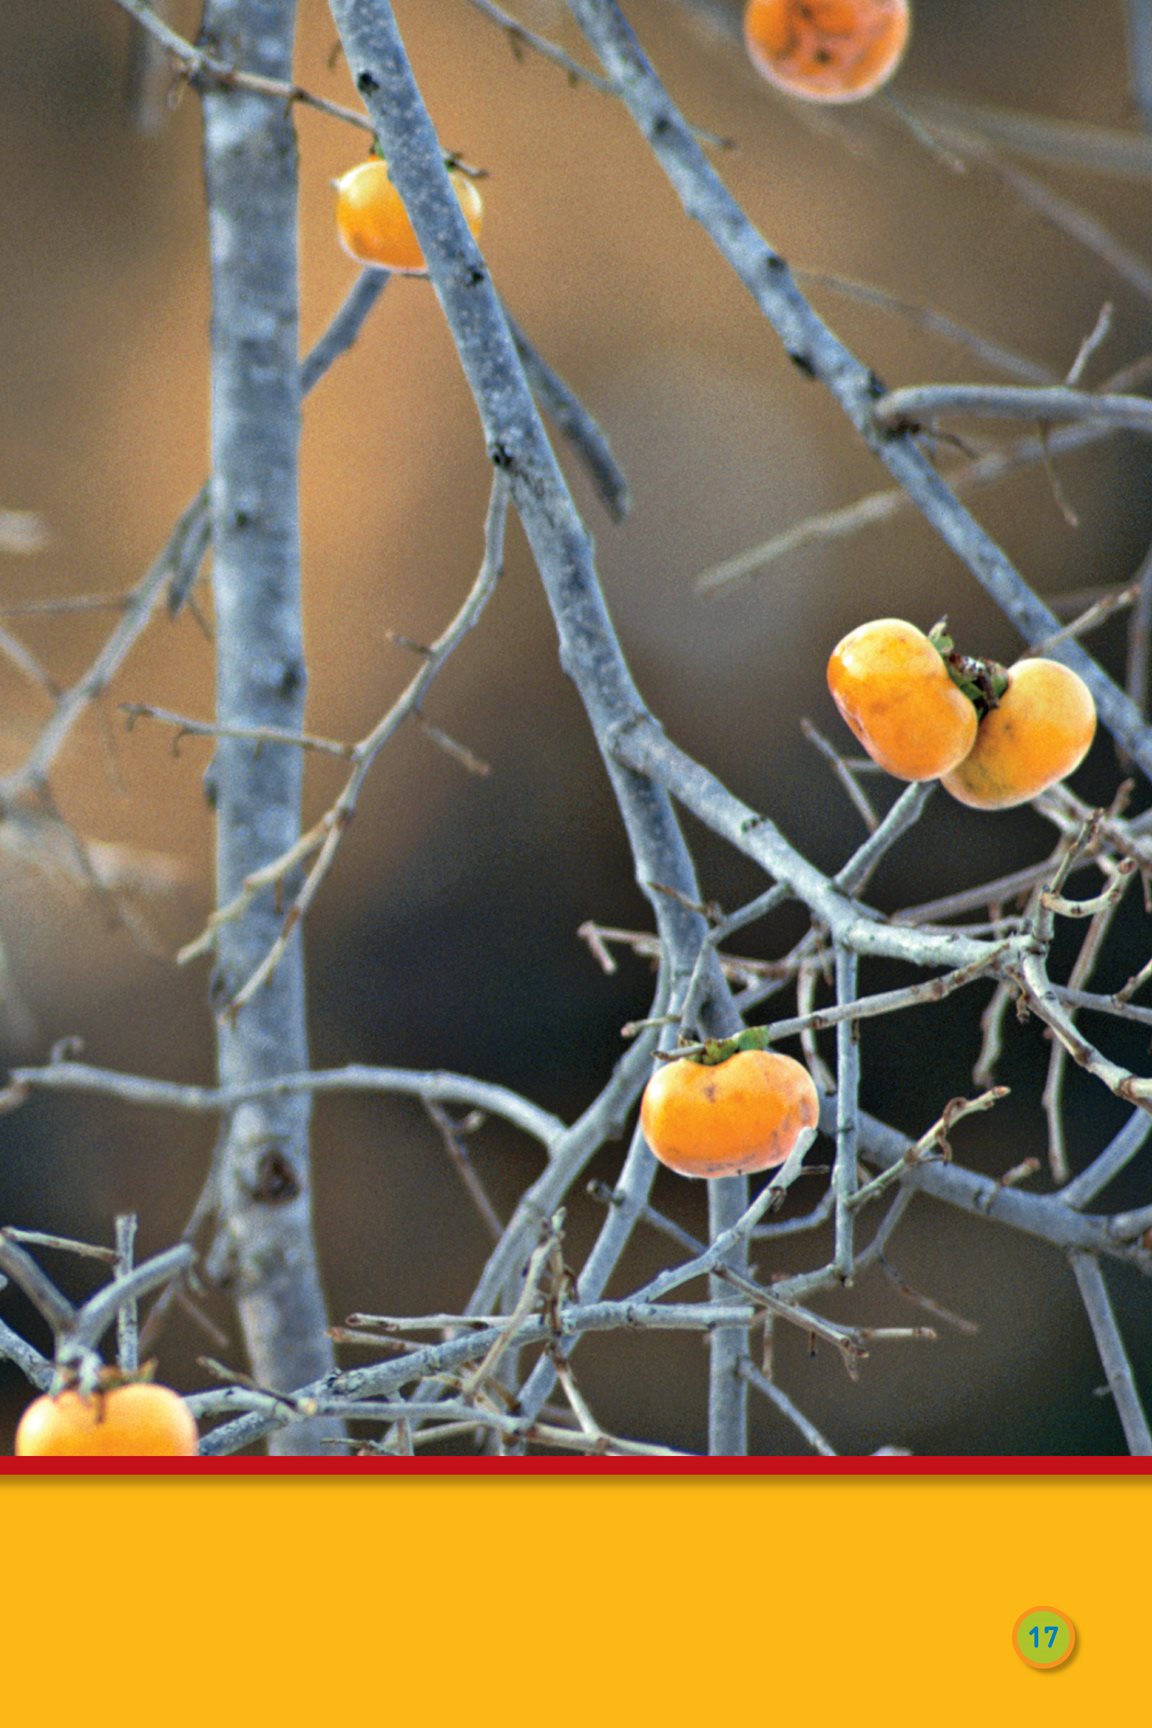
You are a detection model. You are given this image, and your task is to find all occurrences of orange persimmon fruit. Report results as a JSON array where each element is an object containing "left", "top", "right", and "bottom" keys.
[
  {"left": 334, "top": 158, "right": 483, "bottom": 273},
  {"left": 827, "top": 617, "right": 979, "bottom": 781},
  {"left": 743, "top": 0, "right": 911, "bottom": 104},
  {"left": 640, "top": 1048, "right": 819, "bottom": 1179},
  {"left": 15, "top": 1382, "right": 200, "bottom": 1457},
  {"left": 940, "top": 658, "right": 1096, "bottom": 810}
]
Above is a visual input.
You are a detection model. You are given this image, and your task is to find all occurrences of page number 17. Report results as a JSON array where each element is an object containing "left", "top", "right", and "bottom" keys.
[{"left": 1013, "top": 1606, "right": 1075, "bottom": 1669}]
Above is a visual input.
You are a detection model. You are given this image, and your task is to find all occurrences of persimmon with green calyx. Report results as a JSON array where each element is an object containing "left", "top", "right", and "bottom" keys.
[
  {"left": 640, "top": 1031, "right": 819, "bottom": 1179},
  {"left": 334, "top": 158, "right": 483, "bottom": 274},
  {"left": 15, "top": 1381, "right": 199, "bottom": 1458},
  {"left": 743, "top": 0, "right": 911, "bottom": 105},
  {"left": 940, "top": 658, "right": 1097, "bottom": 810},
  {"left": 827, "top": 618, "right": 988, "bottom": 782}
]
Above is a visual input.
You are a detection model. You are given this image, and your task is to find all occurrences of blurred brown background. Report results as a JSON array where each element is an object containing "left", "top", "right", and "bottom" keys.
[{"left": 1, "top": 0, "right": 1151, "bottom": 1453}]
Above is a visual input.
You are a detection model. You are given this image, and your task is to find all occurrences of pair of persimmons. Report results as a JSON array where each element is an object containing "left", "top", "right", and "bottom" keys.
[
  {"left": 828, "top": 618, "right": 1097, "bottom": 809},
  {"left": 643, "top": 623, "right": 1097, "bottom": 1184},
  {"left": 333, "top": 1, "right": 911, "bottom": 274}
]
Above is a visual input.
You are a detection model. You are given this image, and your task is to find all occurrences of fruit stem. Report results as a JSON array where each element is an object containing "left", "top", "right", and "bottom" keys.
[
  {"left": 687, "top": 1026, "right": 774, "bottom": 1066},
  {"left": 929, "top": 619, "right": 1008, "bottom": 716}
]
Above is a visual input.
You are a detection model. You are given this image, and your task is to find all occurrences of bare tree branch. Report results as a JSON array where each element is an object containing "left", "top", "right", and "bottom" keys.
[
  {"left": 199, "top": 0, "right": 337, "bottom": 1453},
  {"left": 874, "top": 382, "right": 1152, "bottom": 438},
  {"left": 1069, "top": 1251, "right": 1152, "bottom": 1454}
]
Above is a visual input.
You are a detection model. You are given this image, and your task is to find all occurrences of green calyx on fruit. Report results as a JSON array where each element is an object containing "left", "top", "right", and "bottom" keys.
[
  {"left": 929, "top": 619, "right": 1008, "bottom": 718},
  {"left": 663, "top": 1026, "right": 776, "bottom": 1067}
]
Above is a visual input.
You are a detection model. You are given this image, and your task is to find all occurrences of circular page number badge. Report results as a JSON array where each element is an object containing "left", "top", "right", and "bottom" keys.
[{"left": 1012, "top": 1606, "right": 1076, "bottom": 1670}]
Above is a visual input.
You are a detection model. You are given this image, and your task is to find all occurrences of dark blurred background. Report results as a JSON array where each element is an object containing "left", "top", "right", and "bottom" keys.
[{"left": 1, "top": 0, "right": 1150, "bottom": 1453}]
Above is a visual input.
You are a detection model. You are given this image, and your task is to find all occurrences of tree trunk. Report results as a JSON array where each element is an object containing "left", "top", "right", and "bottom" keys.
[{"left": 200, "top": 0, "right": 338, "bottom": 1453}]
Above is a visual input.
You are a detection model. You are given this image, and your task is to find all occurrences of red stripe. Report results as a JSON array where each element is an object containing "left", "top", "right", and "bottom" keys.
[{"left": 1, "top": 1455, "right": 1150, "bottom": 1476}]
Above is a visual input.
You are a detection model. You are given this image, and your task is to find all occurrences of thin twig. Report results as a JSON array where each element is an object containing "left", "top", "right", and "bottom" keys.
[
  {"left": 114, "top": 1214, "right": 139, "bottom": 1375},
  {"left": 740, "top": 1360, "right": 837, "bottom": 1456},
  {"left": 1029, "top": 582, "right": 1140, "bottom": 658},
  {"left": 181, "top": 476, "right": 509, "bottom": 1014},
  {"left": 6, "top": 1057, "right": 565, "bottom": 1149},
  {"left": 874, "top": 382, "right": 1152, "bottom": 439},
  {"left": 70, "top": 1245, "right": 197, "bottom": 1353},
  {"left": 695, "top": 418, "right": 1127, "bottom": 595},
  {"left": 121, "top": 704, "right": 355, "bottom": 759},
  {"left": 464, "top": 0, "right": 617, "bottom": 93},
  {"left": 1, "top": 1228, "right": 118, "bottom": 1263},
  {"left": 848, "top": 1088, "right": 1008, "bottom": 1213},
  {"left": 909, "top": 93, "right": 1152, "bottom": 182},
  {"left": 0, "top": 493, "right": 201, "bottom": 801},
  {"left": 505, "top": 307, "right": 631, "bottom": 522},
  {"left": 1065, "top": 303, "right": 1114, "bottom": 387},
  {"left": 109, "top": 0, "right": 378, "bottom": 134},
  {"left": 423, "top": 1100, "right": 505, "bottom": 1242},
  {"left": 1041, "top": 861, "right": 1132, "bottom": 1181},
  {"left": 797, "top": 267, "right": 1056, "bottom": 385},
  {"left": 1060, "top": 1108, "right": 1152, "bottom": 1211},
  {"left": 0, "top": 1318, "right": 53, "bottom": 1391},
  {"left": 1069, "top": 1251, "right": 1152, "bottom": 1455},
  {"left": 875, "top": 1254, "right": 981, "bottom": 1336},
  {"left": 0, "top": 1232, "right": 76, "bottom": 1335},
  {"left": 833, "top": 946, "right": 859, "bottom": 1278},
  {"left": 801, "top": 719, "right": 877, "bottom": 832},
  {"left": 0, "top": 622, "right": 60, "bottom": 702},
  {"left": 628, "top": 1155, "right": 820, "bottom": 1311}
]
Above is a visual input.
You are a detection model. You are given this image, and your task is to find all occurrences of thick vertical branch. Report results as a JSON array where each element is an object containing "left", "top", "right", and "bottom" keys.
[
  {"left": 707, "top": 1173, "right": 750, "bottom": 1454},
  {"left": 200, "top": 0, "right": 337, "bottom": 1453},
  {"left": 833, "top": 947, "right": 860, "bottom": 1276}
]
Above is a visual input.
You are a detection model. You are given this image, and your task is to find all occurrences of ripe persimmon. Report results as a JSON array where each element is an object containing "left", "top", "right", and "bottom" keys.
[
  {"left": 827, "top": 618, "right": 979, "bottom": 781},
  {"left": 334, "top": 158, "right": 483, "bottom": 273},
  {"left": 15, "top": 1382, "right": 199, "bottom": 1457},
  {"left": 640, "top": 1045, "right": 819, "bottom": 1179},
  {"left": 940, "top": 658, "right": 1096, "bottom": 810},
  {"left": 743, "top": 0, "right": 911, "bottom": 104}
]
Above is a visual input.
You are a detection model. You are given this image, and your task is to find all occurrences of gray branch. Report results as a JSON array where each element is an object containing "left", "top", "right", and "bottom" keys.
[
  {"left": 741, "top": 1360, "right": 837, "bottom": 1457},
  {"left": 0, "top": 1316, "right": 53, "bottom": 1391},
  {"left": 8, "top": 1058, "right": 565, "bottom": 1148},
  {"left": 1069, "top": 1252, "right": 1152, "bottom": 1454},
  {"left": 1058, "top": 1108, "right": 1152, "bottom": 1211},
  {"left": 851, "top": 1102, "right": 1151, "bottom": 1269},
  {"left": 874, "top": 382, "right": 1152, "bottom": 437},
  {"left": 200, "top": 0, "right": 337, "bottom": 1453},
  {"left": 505, "top": 310, "right": 631, "bottom": 521},
  {"left": 69, "top": 1244, "right": 198, "bottom": 1354},
  {"left": 0, "top": 1233, "right": 76, "bottom": 1335}
]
